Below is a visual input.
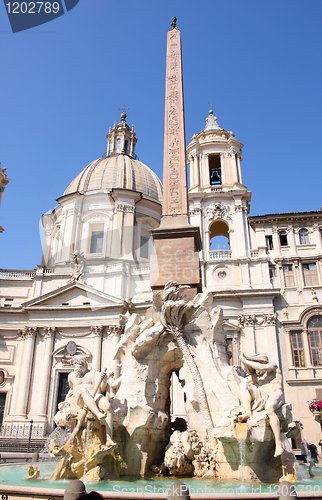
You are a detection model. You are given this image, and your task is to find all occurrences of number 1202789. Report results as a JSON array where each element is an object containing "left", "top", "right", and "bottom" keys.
[{"left": 5, "top": 2, "right": 60, "bottom": 14}]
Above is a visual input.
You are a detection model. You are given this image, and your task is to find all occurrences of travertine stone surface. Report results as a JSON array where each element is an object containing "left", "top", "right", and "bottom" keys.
[{"left": 150, "top": 228, "right": 201, "bottom": 290}]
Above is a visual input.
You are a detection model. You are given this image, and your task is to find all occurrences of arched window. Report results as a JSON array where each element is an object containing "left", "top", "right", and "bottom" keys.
[
  {"left": 124, "top": 140, "right": 128, "bottom": 154},
  {"left": 308, "top": 316, "right": 322, "bottom": 366},
  {"left": 299, "top": 228, "right": 309, "bottom": 245},
  {"left": 116, "top": 138, "right": 121, "bottom": 153},
  {"left": 209, "top": 220, "right": 230, "bottom": 257},
  {"left": 279, "top": 230, "right": 288, "bottom": 246}
]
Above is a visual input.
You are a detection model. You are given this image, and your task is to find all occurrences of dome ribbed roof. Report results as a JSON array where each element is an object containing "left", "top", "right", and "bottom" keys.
[{"left": 64, "top": 154, "right": 163, "bottom": 202}]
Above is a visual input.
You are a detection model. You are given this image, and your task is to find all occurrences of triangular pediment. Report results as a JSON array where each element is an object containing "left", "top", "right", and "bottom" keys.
[
  {"left": 22, "top": 282, "right": 124, "bottom": 309},
  {"left": 223, "top": 320, "right": 240, "bottom": 332}
]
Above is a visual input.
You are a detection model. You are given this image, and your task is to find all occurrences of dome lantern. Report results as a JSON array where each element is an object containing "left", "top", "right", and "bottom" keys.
[{"left": 106, "top": 112, "right": 138, "bottom": 158}]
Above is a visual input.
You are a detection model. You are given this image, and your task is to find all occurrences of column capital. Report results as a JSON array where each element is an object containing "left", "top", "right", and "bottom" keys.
[
  {"left": 114, "top": 203, "right": 135, "bottom": 214},
  {"left": 42, "top": 327, "right": 56, "bottom": 338},
  {"left": 91, "top": 325, "right": 104, "bottom": 337},
  {"left": 238, "top": 314, "right": 256, "bottom": 326},
  {"left": 18, "top": 326, "right": 37, "bottom": 339},
  {"left": 107, "top": 325, "right": 123, "bottom": 336}
]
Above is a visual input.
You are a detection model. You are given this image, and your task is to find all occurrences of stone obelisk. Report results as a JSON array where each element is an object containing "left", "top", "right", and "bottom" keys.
[{"left": 150, "top": 18, "right": 202, "bottom": 295}]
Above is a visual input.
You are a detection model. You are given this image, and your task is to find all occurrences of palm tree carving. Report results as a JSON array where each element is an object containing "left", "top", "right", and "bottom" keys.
[{"left": 155, "top": 281, "right": 214, "bottom": 431}]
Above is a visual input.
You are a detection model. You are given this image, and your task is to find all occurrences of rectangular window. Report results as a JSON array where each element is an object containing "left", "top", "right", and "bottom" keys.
[
  {"left": 309, "top": 330, "right": 322, "bottom": 366},
  {"left": 140, "top": 235, "right": 149, "bottom": 259},
  {"left": 90, "top": 230, "right": 104, "bottom": 253},
  {"left": 266, "top": 235, "right": 273, "bottom": 250},
  {"left": 303, "top": 263, "right": 318, "bottom": 286},
  {"left": 283, "top": 264, "right": 294, "bottom": 287},
  {"left": 290, "top": 332, "right": 305, "bottom": 367},
  {"left": 269, "top": 265, "right": 276, "bottom": 279},
  {"left": 226, "top": 338, "right": 234, "bottom": 366},
  {"left": 209, "top": 154, "right": 221, "bottom": 186},
  {"left": 299, "top": 229, "right": 309, "bottom": 244}
]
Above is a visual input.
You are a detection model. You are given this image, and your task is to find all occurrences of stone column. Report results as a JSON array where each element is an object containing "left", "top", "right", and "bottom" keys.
[
  {"left": 14, "top": 327, "right": 37, "bottom": 418},
  {"left": 302, "top": 328, "right": 314, "bottom": 375},
  {"left": 205, "top": 229, "right": 210, "bottom": 260},
  {"left": 220, "top": 153, "right": 227, "bottom": 184},
  {"left": 316, "top": 258, "right": 322, "bottom": 285},
  {"left": 202, "top": 154, "right": 209, "bottom": 187},
  {"left": 277, "top": 262, "right": 284, "bottom": 293},
  {"left": 287, "top": 225, "right": 297, "bottom": 256},
  {"left": 189, "top": 155, "right": 195, "bottom": 187},
  {"left": 194, "top": 154, "right": 200, "bottom": 187},
  {"left": 234, "top": 203, "right": 248, "bottom": 258},
  {"left": 9, "top": 331, "right": 26, "bottom": 416},
  {"left": 37, "top": 327, "right": 56, "bottom": 418},
  {"left": 284, "top": 330, "right": 296, "bottom": 379},
  {"left": 111, "top": 205, "right": 123, "bottom": 257},
  {"left": 238, "top": 315, "right": 257, "bottom": 354},
  {"left": 109, "top": 326, "right": 121, "bottom": 378},
  {"left": 312, "top": 224, "right": 322, "bottom": 253},
  {"left": 272, "top": 226, "right": 281, "bottom": 256},
  {"left": 293, "top": 260, "right": 304, "bottom": 297},
  {"left": 232, "top": 334, "right": 239, "bottom": 366},
  {"left": 92, "top": 326, "right": 103, "bottom": 372},
  {"left": 122, "top": 205, "right": 135, "bottom": 258}
]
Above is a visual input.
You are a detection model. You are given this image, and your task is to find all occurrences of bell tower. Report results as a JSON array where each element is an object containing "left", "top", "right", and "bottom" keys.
[
  {"left": 187, "top": 110, "right": 252, "bottom": 288},
  {"left": 187, "top": 108, "right": 245, "bottom": 192}
]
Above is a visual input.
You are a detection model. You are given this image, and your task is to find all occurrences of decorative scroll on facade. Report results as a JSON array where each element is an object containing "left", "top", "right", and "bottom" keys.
[{"left": 205, "top": 202, "right": 231, "bottom": 222}]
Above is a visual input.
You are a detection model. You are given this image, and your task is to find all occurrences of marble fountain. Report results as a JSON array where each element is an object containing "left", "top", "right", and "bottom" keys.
[{"left": 0, "top": 282, "right": 309, "bottom": 499}]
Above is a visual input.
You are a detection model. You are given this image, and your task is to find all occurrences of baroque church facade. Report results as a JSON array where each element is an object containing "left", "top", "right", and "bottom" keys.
[{"left": 1, "top": 109, "right": 322, "bottom": 444}]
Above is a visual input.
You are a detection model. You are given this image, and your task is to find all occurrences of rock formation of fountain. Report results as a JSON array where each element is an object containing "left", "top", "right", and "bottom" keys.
[{"left": 50, "top": 281, "right": 296, "bottom": 483}]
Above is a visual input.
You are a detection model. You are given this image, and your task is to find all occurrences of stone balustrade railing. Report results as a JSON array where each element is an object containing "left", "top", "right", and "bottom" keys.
[
  {"left": 0, "top": 269, "right": 36, "bottom": 279},
  {"left": 131, "top": 265, "right": 150, "bottom": 274},
  {"left": 0, "top": 268, "right": 55, "bottom": 279},
  {"left": 209, "top": 250, "right": 232, "bottom": 260},
  {"left": 250, "top": 250, "right": 259, "bottom": 258}
]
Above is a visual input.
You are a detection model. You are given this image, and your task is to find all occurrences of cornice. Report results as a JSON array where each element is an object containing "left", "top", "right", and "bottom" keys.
[
  {"left": 286, "top": 378, "right": 322, "bottom": 385},
  {"left": 249, "top": 212, "right": 322, "bottom": 225},
  {"left": 211, "top": 288, "right": 280, "bottom": 299}
]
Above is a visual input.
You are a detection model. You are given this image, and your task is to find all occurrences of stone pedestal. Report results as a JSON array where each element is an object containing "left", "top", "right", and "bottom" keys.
[{"left": 150, "top": 225, "right": 202, "bottom": 296}]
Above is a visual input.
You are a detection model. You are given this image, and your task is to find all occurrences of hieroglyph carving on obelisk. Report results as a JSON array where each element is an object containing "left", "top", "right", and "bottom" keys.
[{"left": 162, "top": 26, "right": 189, "bottom": 219}]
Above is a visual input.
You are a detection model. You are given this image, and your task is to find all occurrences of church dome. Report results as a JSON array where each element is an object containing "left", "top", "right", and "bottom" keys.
[
  {"left": 64, "top": 154, "right": 162, "bottom": 202},
  {"left": 64, "top": 114, "right": 163, "bottom": 203}
]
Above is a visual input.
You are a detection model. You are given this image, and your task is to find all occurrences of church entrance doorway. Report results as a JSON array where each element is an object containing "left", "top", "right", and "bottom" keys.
[
  {"left": 55, "top": 372, "right": 70, "bottom": 416},
  {"left": 0, "top": 393, "right": 6, "bottom": 427}
]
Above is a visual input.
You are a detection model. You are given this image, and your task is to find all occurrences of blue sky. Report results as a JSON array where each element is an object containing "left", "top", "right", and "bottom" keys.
[{"left": 1, "top": 0, "right": 322, "bottom": 269}]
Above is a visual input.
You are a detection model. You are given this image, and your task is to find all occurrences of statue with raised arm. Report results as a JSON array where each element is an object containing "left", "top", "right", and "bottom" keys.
[
  {"left": 51, "top": 356, "right": 118, "bottom": 480},
  {"left": 238, "top": 352, "right": 284, "bottom": 457},
  {"left": 66, "top": 355, "right": 117, "bottom": 449}
]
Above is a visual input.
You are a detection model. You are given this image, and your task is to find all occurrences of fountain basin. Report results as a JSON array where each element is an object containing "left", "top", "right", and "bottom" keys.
[{"left": 0, "top": 463, "right": 322, "bottom": 499}]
